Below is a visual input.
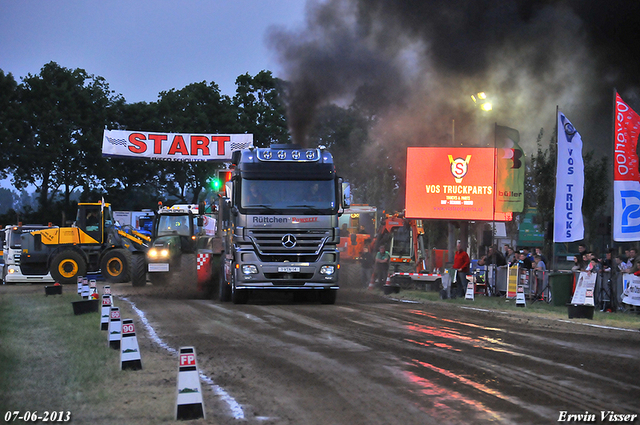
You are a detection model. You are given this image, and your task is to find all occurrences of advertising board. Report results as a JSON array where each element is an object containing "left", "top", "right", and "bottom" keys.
[{"left": 406, "top": 147, "right": 511, "bottom": 221}]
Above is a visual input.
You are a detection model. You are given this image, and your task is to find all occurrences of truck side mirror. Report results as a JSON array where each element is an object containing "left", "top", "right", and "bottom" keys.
[{"left": 343, "top": 194, "right": 351, "bottom": 209}]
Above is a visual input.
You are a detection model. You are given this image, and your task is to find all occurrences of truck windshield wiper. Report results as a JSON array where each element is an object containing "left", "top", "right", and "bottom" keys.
[{"left": 246, "top": 204, "right": 275, "bottom": 212}]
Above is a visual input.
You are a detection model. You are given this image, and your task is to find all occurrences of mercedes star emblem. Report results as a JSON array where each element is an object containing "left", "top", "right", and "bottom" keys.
[{"left": 282, "top": 234, "right": 297, "bottom": 249}]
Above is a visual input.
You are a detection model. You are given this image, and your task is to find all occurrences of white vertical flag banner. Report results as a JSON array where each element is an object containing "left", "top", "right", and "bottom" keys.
[{"left": 554, "top": 111, "right": 585, "bottom": 242}]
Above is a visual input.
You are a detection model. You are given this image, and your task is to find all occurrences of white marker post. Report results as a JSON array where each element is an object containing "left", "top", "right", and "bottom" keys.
[
  {"left": 176, "top": 347, "right": 205, "bottom": 420},
  {"left": 100, "top": 295, "right": 112, "bottom": 331},
  {"left": 120, "top": 319, "right": 142, "bottom": 371},
  {"left": 107, "top": 307, "right": 122, "bottom": 349},
  {"left": 465, "top": 281, "right": 475, "bottom": 301},
  {"left": 516, "top": 285, "right": 526, "bottom": 307},
  {"left": 81, "top": 282, "right": 90, "bottom": 299},
  {"left": 103, "top": 285, "right": 114, "bottom": 306}
]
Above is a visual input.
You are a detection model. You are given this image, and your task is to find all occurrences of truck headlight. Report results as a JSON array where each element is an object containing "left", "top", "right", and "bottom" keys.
[
  {"left": 242, "top": 265, "right": 258, "bottom": 274},
  {"left": 320, "top": 265, "right": 335, "bottom": 275}
]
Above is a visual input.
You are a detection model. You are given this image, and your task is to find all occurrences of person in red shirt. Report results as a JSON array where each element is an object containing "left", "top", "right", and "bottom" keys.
[{"left": 453, "top": 241, "right": 470, "bottom": 298}]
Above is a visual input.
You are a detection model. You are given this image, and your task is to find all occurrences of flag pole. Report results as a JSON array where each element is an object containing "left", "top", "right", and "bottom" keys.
[
  {"left": 492, "top": 122, "right": 497, "bottom": 249},
  {"left": 611, "top": 88, "right": 616, "bottom": 253},
  {"left": 552, "top": 105, "right": 558, "bottom": 272}
]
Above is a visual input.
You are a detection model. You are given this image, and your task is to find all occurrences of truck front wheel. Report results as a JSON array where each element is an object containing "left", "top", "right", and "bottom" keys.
[
  {"left": 50, "top": 251, "right": 87, "bottom": 284},
  {"left": 231, "top": 271, "right": 248, "bottom": 304},
  {"left": 320, "top": 289, "right": 337, "bottom": 305},
  {"left": 219, "top": 263, "right": 231, "bottom": 302}
]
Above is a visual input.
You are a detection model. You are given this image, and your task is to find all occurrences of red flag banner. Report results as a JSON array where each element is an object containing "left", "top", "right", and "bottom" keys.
[{"left": 613, "top": 93, "right": 640, "bottom": 241}]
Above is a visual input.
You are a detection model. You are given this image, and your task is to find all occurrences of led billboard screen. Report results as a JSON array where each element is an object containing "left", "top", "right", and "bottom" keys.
[{"left": 406, "top": 147, "right": 512, "bottom": 221}]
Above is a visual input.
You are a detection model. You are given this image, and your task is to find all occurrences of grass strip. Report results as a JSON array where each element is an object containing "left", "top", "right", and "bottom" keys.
[
  {"left": 392, "top": 289, "right": 640, "bottom": 329},
  {"left": 0, "top": 290, "right": 180, "bottom": 424}
]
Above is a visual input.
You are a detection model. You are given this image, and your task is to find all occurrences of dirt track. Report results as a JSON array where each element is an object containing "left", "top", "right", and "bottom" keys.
[{"left": 109, "top": 283, "right": 640, "bottom": 425}]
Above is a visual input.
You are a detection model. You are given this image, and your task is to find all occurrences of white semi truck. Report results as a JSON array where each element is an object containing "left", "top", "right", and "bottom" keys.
[{"left": 3, "top": 224, "right": 57, "bottom": 284}]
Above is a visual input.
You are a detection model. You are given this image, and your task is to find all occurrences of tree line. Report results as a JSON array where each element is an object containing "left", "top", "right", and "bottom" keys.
[{"left": 0, "top": 61, "right": 608, "bottom": 251}]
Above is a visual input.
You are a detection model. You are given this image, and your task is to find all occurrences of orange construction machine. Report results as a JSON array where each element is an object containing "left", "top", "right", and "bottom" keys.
[{"left": 370, "top": 212, "right": 447, "bottom": 293}]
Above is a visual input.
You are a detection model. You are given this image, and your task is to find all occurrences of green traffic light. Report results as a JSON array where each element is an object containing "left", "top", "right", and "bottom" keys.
[{"left": 212, "top": 179, "right": 221, "bottom": 190}]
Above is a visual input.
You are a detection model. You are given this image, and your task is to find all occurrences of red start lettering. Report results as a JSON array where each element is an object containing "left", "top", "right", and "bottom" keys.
[{"left": 127, "top": 133, "right": 230, "bottom": 157}]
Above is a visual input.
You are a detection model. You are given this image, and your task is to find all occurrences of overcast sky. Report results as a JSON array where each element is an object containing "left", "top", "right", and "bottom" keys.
[{"left": 0, "top": 0, "right": 306, "bottom": 102}]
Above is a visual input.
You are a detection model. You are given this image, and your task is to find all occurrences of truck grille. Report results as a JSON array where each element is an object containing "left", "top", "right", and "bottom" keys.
[{"left": 247, "top": 229, "right": 329, "bottom": 260}]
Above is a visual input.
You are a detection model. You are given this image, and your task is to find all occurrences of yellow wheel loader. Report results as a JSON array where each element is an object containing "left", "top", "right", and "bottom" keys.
[{"left": 20, "top": 202, "right": 150, "bottom": 284}]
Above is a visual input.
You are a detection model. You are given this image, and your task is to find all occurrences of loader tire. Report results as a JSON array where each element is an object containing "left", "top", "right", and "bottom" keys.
[
  {"left": 131, "top": 254, "right": 147, "bottom": 287},
  {"left": 101, "top": 249, "right": 131, "bottom": 283},
  {"left": 51, "top": 250, "right": 87, "bottom": 285}
]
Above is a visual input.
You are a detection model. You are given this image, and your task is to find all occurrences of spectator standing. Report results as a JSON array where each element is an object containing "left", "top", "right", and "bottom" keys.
[
  {"left": 505, "top": 246, "right": 516, "bottom": 265},
  {"left": 452, "top": 241, "right": 470, "bottom": 298},
  {"left": 518, "top": 250, "right": 533, "bottom": 269},
  {"left": 360, "top": 246, "right": 374, "bottom": 288},
  {"left": 373, "top": 245, "right": 390, "bottom": 288},
  {"left": 479, "top": 244, "right": 506, "bottom": 267},
  {"left": 534, "top": 255, "right": 546, "bottom": 271},
  {"left": 622, "top": 248, "right": 638, "bottom": 273},
  {"left": 602, "top": 248, "right": 615, "bottom": 272},
  {"left": 535, "top": 247, "right": 548, "bottom": 266}
]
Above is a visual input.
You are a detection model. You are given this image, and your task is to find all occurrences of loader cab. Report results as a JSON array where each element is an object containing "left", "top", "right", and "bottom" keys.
[{"left": 75, "top": 203, "right": 114, "bottom": 244}]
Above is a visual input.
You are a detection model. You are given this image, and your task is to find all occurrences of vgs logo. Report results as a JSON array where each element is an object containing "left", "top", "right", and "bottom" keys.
[
  {"left": 448, "top": 155, "right": 472, "bottom": 183},
  {"left": 620, "top": 190, "right": 640, "bottom": 234}
]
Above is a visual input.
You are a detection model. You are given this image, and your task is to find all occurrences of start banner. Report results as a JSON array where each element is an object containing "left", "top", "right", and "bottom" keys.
[{"left": 102, "top": 130, "right": 253, "bottom": 161}]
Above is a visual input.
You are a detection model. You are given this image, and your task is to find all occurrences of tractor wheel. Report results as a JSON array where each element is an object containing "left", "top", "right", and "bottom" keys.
[
  {"left": 204, "top": 255, "right": 221, "bottom": 300},
  {"left": 131, "top": 253, "right": 147, "bottom": 287},
  {"left": 101, "top": 249, "right": 131, "bottom": 283},
  {"left": 50, "top": 250, "right": 87, "bottom": 285}
]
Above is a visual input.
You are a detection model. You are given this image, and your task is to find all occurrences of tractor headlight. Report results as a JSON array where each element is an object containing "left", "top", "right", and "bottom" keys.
[
  {"left": 320, "top": 265, "right": 335, "bottom": 275},
  {"left": 148, "top": 248, "right": 169, "bottom": 258},
  {"left": 242, "top": 265, "right": 258, "bottom": 275}
]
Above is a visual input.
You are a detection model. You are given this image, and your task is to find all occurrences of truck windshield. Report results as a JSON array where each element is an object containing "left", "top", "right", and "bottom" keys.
[
  {"left": 240, "top": 179, "right": 336, "bottom": 212},
  {"left": 156, "top": 214, "right": 192, "bottom": 237},
  {"left": 8, "top": 230, "right": 22, "bottom": 249}
]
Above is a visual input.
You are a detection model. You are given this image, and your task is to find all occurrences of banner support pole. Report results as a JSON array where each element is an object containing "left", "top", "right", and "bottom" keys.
[{"left": 552, "top": 105, "right": 559, "bottom": 272}]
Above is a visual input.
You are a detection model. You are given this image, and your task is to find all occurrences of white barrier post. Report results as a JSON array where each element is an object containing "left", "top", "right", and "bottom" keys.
[
  {"left": 81, "top": 281, "right": 90, "bottom": 299},
  {"left": 107, "top": 307, "right": 122, "bottom": 349},
  {"left": 89, "top": 279, "right": 98, "bottom": 300},
  {"left": 120, "top": 319, "right": 142, "bottom": 371},
  {"left": 103, "top": 285, "right": 113, "bottom": 305},
  {"left": 465, "top": 281, "right": 475, "bottom": 300},
  {"left": 100, "top": 295, "right": 112, "bottom": 331},
  {"left": 176, "top": 347, "right": 205, "bottom": 420},
  {"left": 516, "top": 284, "right": 526, "bottom": 307}
]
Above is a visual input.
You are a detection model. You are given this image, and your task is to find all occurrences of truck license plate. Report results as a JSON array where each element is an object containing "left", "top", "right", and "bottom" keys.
[
  {"left": 148, "top": 263, "right": 169, "bottom": 272},
  {"left": 278, "top": 266, "right": 300, "bottom": 273}
]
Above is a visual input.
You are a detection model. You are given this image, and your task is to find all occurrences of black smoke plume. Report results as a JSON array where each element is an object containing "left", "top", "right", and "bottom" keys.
[{"left": 269, "top": 0, "right": 640, "bottom": 156}]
